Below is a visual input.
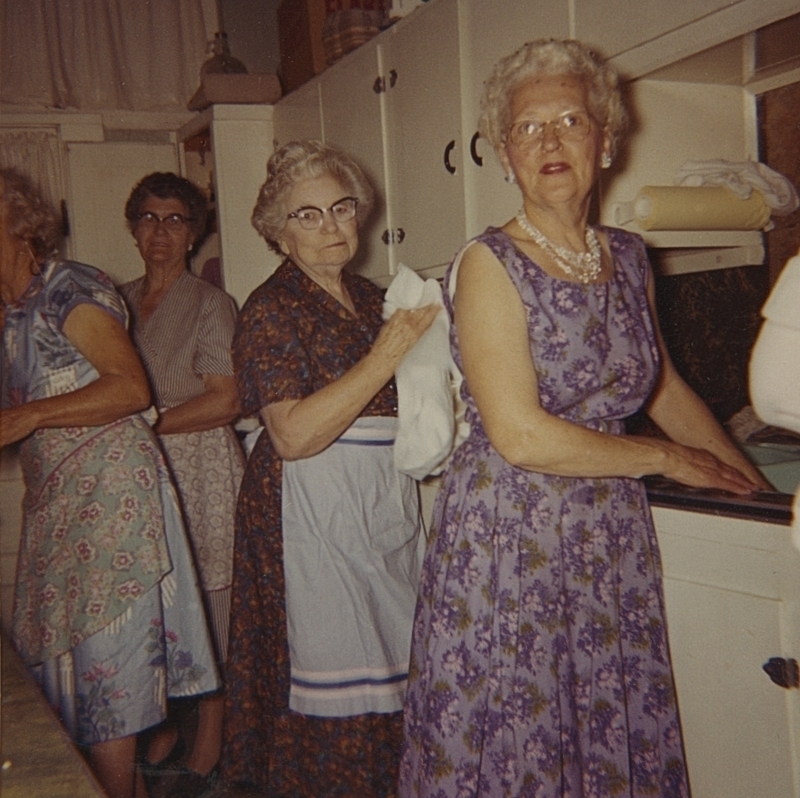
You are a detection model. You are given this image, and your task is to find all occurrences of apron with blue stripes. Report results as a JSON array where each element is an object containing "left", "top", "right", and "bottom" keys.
[{"left": 281, "top": 416, "right": 424, "bottom": 717}]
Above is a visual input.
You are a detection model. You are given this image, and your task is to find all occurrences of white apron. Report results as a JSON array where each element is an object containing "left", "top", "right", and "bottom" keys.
[{"left": 281, "top": 416, "right": 425, "bottom": 717}]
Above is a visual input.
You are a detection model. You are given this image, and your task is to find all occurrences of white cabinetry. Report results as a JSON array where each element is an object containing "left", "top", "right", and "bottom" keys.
[
  {"left": 179, "top": 105, "right": 282, "bottom": 308},
  {"left": 381, "top": 0, "right": 464, "bottom": 279},
  {"left": 319, "top": 39, "right": 389, "bottom": 281},
  {"left": 654, "top": 507, "right": 800, "bottom": 798},
  {"left": 273, "top": 0, "right": 466, "bottom": 284},
  {"left": 458, "top": 0, "right": 570, "bottom": 238},
  {"left": 582, "top": 0, "right": 799, "bottom": 78},
  {"left": 273, "top": 78, "right": 322, "bottom": 147},
  {"left": 573, "top": 0, "right": 735, "bottom": 62},
  {"left": 597, "top": 79, "right": 764, "bottom": 256},
  {"left": 271, "top": 0, "right": 798, "bottom": 283},
  {"left": 67, "top": 140, "right": 179, "bottom": 285}
]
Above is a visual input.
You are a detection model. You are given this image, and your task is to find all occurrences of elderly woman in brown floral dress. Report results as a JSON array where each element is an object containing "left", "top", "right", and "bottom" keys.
[{"left": 220, "top": 140, "right": 438, "bottom": 797}]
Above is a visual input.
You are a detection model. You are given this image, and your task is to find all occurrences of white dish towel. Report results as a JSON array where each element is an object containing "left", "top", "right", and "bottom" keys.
[{"left": 383, "top": 263, "right": 468, "bottom": 480}]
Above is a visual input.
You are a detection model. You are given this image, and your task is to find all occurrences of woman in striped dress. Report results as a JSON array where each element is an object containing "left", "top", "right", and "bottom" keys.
[{"left": 121, "top": 172, "right": 244, "bottom": 798}]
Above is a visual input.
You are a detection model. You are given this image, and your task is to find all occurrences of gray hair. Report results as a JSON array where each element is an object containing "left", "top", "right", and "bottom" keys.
[
  {"left": 0, "top": 167, "right": 61, "bottom": 260},
  {"left": 252, "top": 140, "right": 375, "bottom": 254},
  {"left": 479, "top": 39, "right": 628, "bottom": 157}
]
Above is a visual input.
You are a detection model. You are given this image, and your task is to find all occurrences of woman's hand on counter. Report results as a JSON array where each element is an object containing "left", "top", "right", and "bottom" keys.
[{"left": 654, "top": 438, "right": 764, "bottom": 495}]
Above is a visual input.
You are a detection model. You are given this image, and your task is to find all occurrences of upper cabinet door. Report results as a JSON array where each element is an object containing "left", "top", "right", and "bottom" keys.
[
  {"left": 577, "top": 0, "right": 800, "bottom": 77},
  {"left": 574, "top": 0, "right": 732, "bottom": 59},
  {"left": 380, "top": 0, "right": 465, "bottom": 277},
  {"left": 458, "top": 0, "right": 570, "bottom": 238},
  {"left": 274, "top": 77, "right": 323, "bottom": 149},
  {"left": 67, "top": 141, "right": 178, "bottom": 286},
  {"left": 319, "top": 39, "right": 391, "bottom": 282}
]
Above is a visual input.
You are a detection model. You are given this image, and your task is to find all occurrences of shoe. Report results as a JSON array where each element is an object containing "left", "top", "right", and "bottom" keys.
[
  {"left": 165, "top": 765, "right": 219, "bottom": 798},
  {"left": 139, "top": 736, "right": 186, "bottom": 794}
]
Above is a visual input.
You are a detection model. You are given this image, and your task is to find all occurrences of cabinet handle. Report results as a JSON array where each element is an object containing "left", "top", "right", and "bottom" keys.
[
  {"left": 763, "top": 657, "right": 800, "bottom": 689},
  {"left": 381, "top": 228, "right": 405, "bottom": 245},
  {"left": 389, "top": 69, "right": 398, "bottom": 88},
  {"left": 444, "top": 140, "right": 456, "bottom": 174},
  {"left": 470, "top": 131, "right": 483, "bottom": 166}
]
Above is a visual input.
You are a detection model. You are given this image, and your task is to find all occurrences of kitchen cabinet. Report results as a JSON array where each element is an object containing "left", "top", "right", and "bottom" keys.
[
  {"left": 273, "top": 0, "right": 466, "bottom": 284},
  {"left": 574, "top": 0, "right": 736, "bottom": 63},
  {"left": 653, "top": 505, "right": 800, "bottom": 798},
  {"left": 581, "top": 0, "right": 800, "bottom": 79},
  {"left": 273, "top": 78, "right": 322, "bottom": 147},
  {"left": 457, "top": 0, "right": 571, "bottom": 239},
  {"left": 318, "top": 39, "right": 389, "bottom": 281},
  {"left": 597, "top": 79, "right": 764, "bottom": 255},
  {"left": 271, "top": 0, "right": 799, "bottom": 283},
  {"left": 179, "top": 104, "right": 282, "bottom": 308},
  {"left": 66, "top": 141, "right": 179, "bottom": 285},
  {"left": 381, "top": 0, "right": 465, "bottom": 279}
]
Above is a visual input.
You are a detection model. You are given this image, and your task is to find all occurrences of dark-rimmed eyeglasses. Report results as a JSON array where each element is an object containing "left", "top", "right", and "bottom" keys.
[
  {"left": 507, "top": 110, "right": 593, "bottom": 149},
  {"left": 287, "top": 197, "right": 358, "bottom": 230},
  {"left": 136, "top": 211, "right": 193, "bottom": 231}
]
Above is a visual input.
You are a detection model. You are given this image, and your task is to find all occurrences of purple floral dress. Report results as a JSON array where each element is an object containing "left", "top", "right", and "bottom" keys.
[{"left": 399, "top": 228, "right": 690, "bottom": 797}]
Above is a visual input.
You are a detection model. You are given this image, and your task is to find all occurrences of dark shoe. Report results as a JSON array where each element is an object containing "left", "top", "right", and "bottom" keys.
[
  {"left": 165, "top": 765, "right": 218, "bottom": 798},
  {"left": 139, "top": 736, "right": 186, "bottom": 794}
]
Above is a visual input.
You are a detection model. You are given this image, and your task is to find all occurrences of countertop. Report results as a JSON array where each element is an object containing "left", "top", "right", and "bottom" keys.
[
  {"left": 1, "top": 634, "right": 105, "bottom": 798},
  {"left": 645, "top": 476, "right": 793, "bottom": 525}
]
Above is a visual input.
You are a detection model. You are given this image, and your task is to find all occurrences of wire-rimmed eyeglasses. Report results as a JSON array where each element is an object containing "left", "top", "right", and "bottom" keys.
[
  {"left": 287, "top": 197, "right": 358, "bottom": 230},
  {"left": 507, "top": 110, "right": 593, "bottom": 149},
  {"left": 136, "top": 211, "right": 193, "bottom": 231}
]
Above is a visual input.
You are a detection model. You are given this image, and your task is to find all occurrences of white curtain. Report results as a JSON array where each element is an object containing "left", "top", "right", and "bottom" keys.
[
  {"left": 0, "top": 129, "right": 64, "bottom": 208},
  {"left": 1, "top": 0, "right": 209, "bottom": 112}
]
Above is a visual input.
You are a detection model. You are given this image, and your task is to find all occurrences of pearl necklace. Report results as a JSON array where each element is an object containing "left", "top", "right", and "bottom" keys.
[{"left": 515, "top": 210, "right": 602, "bottom": 284}]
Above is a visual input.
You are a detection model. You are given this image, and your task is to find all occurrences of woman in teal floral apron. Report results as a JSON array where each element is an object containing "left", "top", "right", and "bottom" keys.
[{"left": 1, "top": 168, "right": 218, "bottom": 798}]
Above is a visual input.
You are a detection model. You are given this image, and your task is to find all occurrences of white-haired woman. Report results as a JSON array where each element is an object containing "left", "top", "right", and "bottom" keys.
[
  {"left": 1, "top": 168, "right": 218, "bottom": 798},
  {"left": 399, "top": 39, "right": 766, "bottom": 797},
  {"left": 220, "top": 140, "right": 438, "bottom": 796}
]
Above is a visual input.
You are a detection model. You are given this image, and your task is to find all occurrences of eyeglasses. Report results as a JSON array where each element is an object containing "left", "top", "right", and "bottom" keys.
[
  {"left": 137, "top": 211, "right": 193, "bottom": 231},
  {"left": 507, "top": 110, "right": 593, "bottom": 149},
  {"left": 287, "top": 197, "right": 358, "bottom": 230}
]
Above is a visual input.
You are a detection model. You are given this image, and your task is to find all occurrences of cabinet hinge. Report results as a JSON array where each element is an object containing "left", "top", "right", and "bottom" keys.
[
  {"left": 763, "top": 657, "right": 800, "bottom": 689},
  {"left": 372, "top": 69, "right": 398, "bottom": 94}
]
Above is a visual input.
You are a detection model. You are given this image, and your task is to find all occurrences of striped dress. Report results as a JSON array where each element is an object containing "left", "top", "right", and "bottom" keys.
[{"left": 121, "top": 270, "right": 245, "bottom": 661}]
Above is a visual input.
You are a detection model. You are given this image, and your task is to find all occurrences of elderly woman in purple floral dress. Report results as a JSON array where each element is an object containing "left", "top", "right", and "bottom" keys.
[
  {"left": 0, "top": 168, "right": 218, "bottom": 798},
  {"left": 399, "top": 39, "right": 768, "bottom": 798}
]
